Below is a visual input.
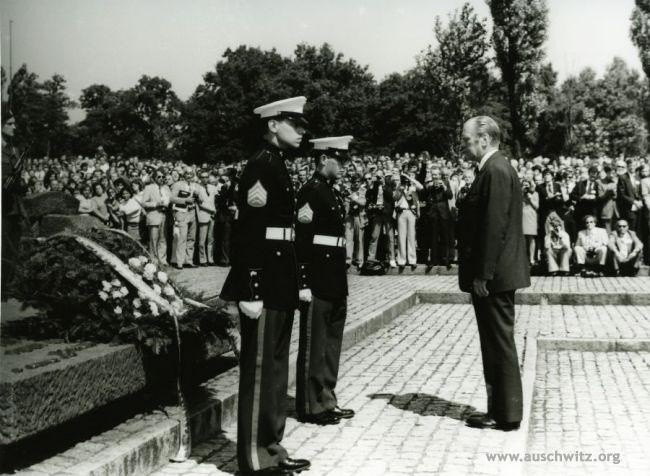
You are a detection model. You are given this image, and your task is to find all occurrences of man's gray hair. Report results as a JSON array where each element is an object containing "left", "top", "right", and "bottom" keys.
[{"left": 466, "top": 115, "right": 501, "bottom": 145}]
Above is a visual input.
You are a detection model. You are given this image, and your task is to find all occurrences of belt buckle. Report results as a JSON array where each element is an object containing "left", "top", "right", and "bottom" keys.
[
  {"left": 337, "top": 237, "right": 345, "bottom": 247},
  {"left": 283, "top": 228, "right": 294, "bottom": 241}
]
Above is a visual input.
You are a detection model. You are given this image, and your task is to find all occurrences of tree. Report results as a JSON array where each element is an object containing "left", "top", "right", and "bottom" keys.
[
  {"left": 631, "top": 0, "right": 650, "bottom": 79},
  {"left": 487, "top": 0, "right": 549, "bottom": 158},
  {"left": 416, "top": 3, "right": 491, "bottom": 158}
]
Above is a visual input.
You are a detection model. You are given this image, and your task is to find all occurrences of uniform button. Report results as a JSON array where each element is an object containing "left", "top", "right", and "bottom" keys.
[
  {"left": 302, "top": 275, "right": 306, "bottom": 278},
  {"left": 254, "top": 295, "right": 260, "bottom": 299},
  {"left": 254, "top": 283, "right": 259, "bottom": 287},
  {"left": 326, "top": 253, "right": 330, "bottom": 258},
  {"left": 276, "top": 251, "right": 281, "bottom": 256}
]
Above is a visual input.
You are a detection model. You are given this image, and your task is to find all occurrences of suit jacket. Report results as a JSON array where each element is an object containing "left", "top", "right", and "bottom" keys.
[
  {"left": 141, "top": 183, "right": 170, "bottom": 226},
  {"left": 457, "top": 151, "right": 530, "bottom": 293},
  {"left": 575, "top": 227, "right": 609, "bottom": 249},
  {"left": 424, "top": 181, "right": 453, "bottom": 220},
  {"left": 394, "top": 185, "right": 420, "bottom": 217},
  {"left": 365, "top": 180, "right": 395, "bottom": 218},
  {"left": 608, "top": 230, "right": 643, "bottom": 258},
  {"left": 537, "top": 181, "right": 562, "bottom": 215},
  {"left": 597, "top": 178, "right": 617, "bottom": 220},
  {"left": 570, "top": 179, "right": 601, "bottom": 222},
  {"left": 616, "top": 173, "right": 639, "bottom": 220}
]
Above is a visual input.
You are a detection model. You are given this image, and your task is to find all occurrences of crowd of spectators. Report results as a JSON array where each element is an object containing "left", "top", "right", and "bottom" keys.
[{"left": 16, "top": 148, "right": 650, "bottom": 277}]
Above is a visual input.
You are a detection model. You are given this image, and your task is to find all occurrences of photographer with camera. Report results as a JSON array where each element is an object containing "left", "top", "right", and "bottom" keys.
[
  {"left": 365, "top": 169, "right": 397, "bottom": 267},
  {"left": 170, "top": 167, "right": 199, "bottom": 269},
  {"left": 394, "top": 172, "right": 422, "bottom": 271},
  {"left": 423, "top": 168, "right": 453, "bottom": 272},
  {"left": 543, "top": 212, "right": 572, "bottom": 276}
]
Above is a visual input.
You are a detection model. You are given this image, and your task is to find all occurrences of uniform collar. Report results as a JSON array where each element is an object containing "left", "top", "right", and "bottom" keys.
[{"left": 478, "top": 148, "right": 498, "bottom": 171}]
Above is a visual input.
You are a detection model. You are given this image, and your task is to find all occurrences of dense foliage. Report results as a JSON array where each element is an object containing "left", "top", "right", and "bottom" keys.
[{"left": 3, "top": 1, "right": 650, "bottom": 161}]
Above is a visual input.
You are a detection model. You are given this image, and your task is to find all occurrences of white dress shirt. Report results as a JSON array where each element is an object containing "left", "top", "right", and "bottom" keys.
[{"left": 478, "top": 149, "right": 499, "bottom": 171}]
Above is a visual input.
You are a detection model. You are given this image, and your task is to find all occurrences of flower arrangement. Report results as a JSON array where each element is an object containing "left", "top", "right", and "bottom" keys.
[{"left": 5, "top": 228, "right": 235, "bottom": 356}]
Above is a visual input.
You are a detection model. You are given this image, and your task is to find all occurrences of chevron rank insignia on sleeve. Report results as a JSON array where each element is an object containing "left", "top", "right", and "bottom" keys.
[
  {"left": 247, "top": 180, "right": 267, "bottom": 207},
  {"left": 297, "top": 202, "right": 314, "bottom": 223}
]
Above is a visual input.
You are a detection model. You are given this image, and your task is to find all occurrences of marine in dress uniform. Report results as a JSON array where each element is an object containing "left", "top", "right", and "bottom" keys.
[
  {"left": 294, "top": 136, "right": 356, "bottom": 426},
  {"left": 458, "top": 116, "right": 530, "bottom": 431},
  {"left": 220, "top": 97, "right": 311, "bottom": 476}
]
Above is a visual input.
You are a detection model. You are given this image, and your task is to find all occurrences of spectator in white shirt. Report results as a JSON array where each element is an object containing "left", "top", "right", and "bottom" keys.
[
  {"left": 574, "top": 215, "right": 609, "bottom": 277},
  {"left": 608, "top": 219, "right": 643, "bottom": 276}
]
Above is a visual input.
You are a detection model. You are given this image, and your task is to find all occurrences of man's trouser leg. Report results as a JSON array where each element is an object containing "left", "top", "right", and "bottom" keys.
[
  {"left": 206, "top": 218, "right": 215, "bottom": 264},
  {"left": 345, "top": 217, "right": 354, "bottom": 265},
  {"left": 471, "top": 291, "right": 523, "bottom": 423},
  {"left": 406, "top": 210, "right": 417, "bottom": 265},
  {"left": 546, "top": 248, "right": 559, "bottom": 273},
  {"left": 354, "top": 217, "right": 364, "bottom": 265},
  {"left": 172, "top": 213, "right": 188, "bottom": 267},
  {"left": 396, "top": 211, "right": 408, "bottom": 265},
  {"left": 157, "top": 215, "right": 168, "bottom": 265},
  {"left": 296, "top": 296, "right": 347, "bottom": 418},
  {"left": 197, "top": 222, "right": 209, "bottom": 264},
  {"left": 385, "top": 220, "right": 396, "bottom": 263},
  {"left": 430, "top": 216, "right": 441, "bottom": 265},
  {"left": 148, "top": 225, "right": 161, "bottom": 261},
  {"left": 366, "top": 216, "right": 382, "bottom": 262},
  {"left": 185, "top": 216, "right": 196, "bottom": 265},
  {"left": 574, "top": 246, "right": 586, "bottom": 265},
  {"left": 219, "top": 218, "right": 232, "bottom": 265},
  {"left": 237, "top": 308, "right": 293, "bottom": 473}
]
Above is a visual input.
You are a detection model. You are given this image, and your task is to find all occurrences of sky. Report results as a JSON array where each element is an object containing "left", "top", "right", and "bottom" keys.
[{"left": 0, "top": 0, "right": 644, "bottom": 122}]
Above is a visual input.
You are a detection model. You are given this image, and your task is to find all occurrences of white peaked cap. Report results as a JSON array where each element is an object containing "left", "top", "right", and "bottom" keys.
[
  {"left": 253, "top": 96, "right": 307, "bottom": 118},
  {"left": 310, "top": 136, "right": 354, "bottom": 151}
]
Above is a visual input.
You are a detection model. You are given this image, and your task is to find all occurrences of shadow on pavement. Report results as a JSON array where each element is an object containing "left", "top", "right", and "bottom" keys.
[{"left": 369, "top": 393, "right": 477, "bottom": 421}]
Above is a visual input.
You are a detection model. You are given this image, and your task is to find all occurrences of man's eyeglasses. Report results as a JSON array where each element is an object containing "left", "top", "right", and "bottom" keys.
[{"left": 617, "top": 224, "right": 628, "bottom": 228}]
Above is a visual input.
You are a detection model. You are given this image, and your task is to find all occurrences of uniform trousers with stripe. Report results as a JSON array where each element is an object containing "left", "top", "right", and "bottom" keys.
[
  {"left": 296, "top": 296, "right": 347, "bottom": 418},
  {"left": 238, "top": 308, "right": 294, "bottom": 472}
]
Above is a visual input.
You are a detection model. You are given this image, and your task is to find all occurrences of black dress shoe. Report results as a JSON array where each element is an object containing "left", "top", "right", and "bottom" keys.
[
  {"left": 398, "top": 265, "right": 405, "bottom": 274},
  {"left": 329, "top": 406, "right": 355, "bottom": 419},
  {"left": 466, "top": 413, "right": 520, "bottom": 431},
  {"left": 243, "top": 467, "right": 293, "bottom": 475},
  {"left": 278, "top": 457, "right": 310, "bottom": 472},
  {"left": 410, "top": 264, "right": 417, "bottom": 271},
  {"left": 425, "top": 264, "right": 434, "bottom": 274},
  {"left": 298, "top": 411, "right": 341, "bottom": 425}
]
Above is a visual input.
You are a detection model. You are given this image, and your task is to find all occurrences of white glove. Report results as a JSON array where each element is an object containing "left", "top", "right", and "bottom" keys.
[
  {"left": 299, "top": 288, "right": 312, "bottom": 303},
  {"left": 238, "top": 300, "right": 263, "bottom": 319}
]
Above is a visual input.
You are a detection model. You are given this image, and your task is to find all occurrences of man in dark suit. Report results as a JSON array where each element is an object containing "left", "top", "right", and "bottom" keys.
[
  {"left": 616, "top": 160, "right": 642, "bottom": 232},
  {"left": 570, "top": 165, "right": 601, "bottom": 228},
  {"left": 424, "top": 168, "right": 453, "bottom": 270},
  {"left": 457, "top": 115, "right": 530, "bottom": 431},
  {"left": 537, "top": 169, "right": 562, "bottom": 227},
  {"left": 365, "top": 171, "right": 396, "bottom": 266}
]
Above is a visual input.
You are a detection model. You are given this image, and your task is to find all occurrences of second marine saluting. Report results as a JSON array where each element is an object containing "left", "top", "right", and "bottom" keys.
[{"left": 295, "top": 136, "right": 356, "bottom": 426}]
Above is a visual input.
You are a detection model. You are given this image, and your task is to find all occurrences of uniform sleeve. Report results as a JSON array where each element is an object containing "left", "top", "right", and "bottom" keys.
[
  {"left": 295, "top": 184, "right": 316, "bottom": 290},
  {"left": 237, "top": 159, "right": 274, "bottom": 299}
]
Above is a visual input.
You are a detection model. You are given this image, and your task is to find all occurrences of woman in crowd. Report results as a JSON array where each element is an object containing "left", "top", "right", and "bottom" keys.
[
  {"left": 116, "top": 187, "right": 143, "bottom": 241},
  {"left": 544, "top": 212, "right": 572, "bottom": 276},
  {"left": 522, "top": 179, "right": 540, "bottom": 266}
]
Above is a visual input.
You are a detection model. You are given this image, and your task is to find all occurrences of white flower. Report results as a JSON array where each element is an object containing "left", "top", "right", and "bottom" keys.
[
  {"left": 138, "top": 255, "right": 149, "bottom": 264},
  {"left": 119, "top": 286, "right": 129, "bottom": 297},
  {"left": 128, "top": 257, "right": 142, "bottom": 269},
  {"left": 132, "top": 298, "right": 142, "bottom": 309},
  {"left": 171, "top": 298, "right": 185, "bottom": 314},
  {"left": 101, "top": 280, "right": 112, "bottom": 292},
  {"left": 153, "top": 284, "right": 162, "bottom": 295},
  {"left": 114, "top": 306, "right": 122, "bottom": 315},
  {"left": 149, "top": 301, "right": 159, "bottom": 316},
  {"left": 138, "top": 291, "right": 146, "bottom": 300},
  {"left": 133, "top": 310, "right": 142, "bottom": 319},
  {"left": 111, "top": 290, "right": 122, "bottom": 300},
  {"left": 144, "top": 263, "right": 157, "bottom": 275},
  {"left": 143, "top": 270, "right": 154, "bottom": 281},
  {"left": 98, "top": 291, "right": 109, "bottom": 301},
  {"left": 163, "top": 285, "right": 175, "bottom": 297},
  {"left": 111, "top": 279, "right": 121, "bottom": 287},
  {"left": 156, "top": 271, "right": 168, "bottom": 284}
]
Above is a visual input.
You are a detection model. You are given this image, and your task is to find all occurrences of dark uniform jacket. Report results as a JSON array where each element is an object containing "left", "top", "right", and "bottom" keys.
[
  {"left": 457, "top": 151, "right": 530, "bottom": 294},
  {"left": 220, "top": 144, "right": 299, "bottom": 311},
  {"left": 570, "top": 179, "right": 602, "bottom": 224},
  {"left": 295, "top": 173, "right": 348, "bottom": 302}
]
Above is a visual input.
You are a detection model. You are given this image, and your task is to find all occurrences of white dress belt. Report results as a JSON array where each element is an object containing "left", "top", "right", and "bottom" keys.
[
  {"left": 265, "top": 227, "right": 295, "bottom": 241},
  {"left": 313, "top": 234, "right": 346, "bottom": 247}
]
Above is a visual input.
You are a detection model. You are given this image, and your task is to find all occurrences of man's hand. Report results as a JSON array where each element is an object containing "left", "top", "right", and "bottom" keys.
[
  {"left": 238, "top": 300, "right": 263, "bottom": 319},
  {"left": 299, "top": 288, "right": 312, "bottom": 302},
  {"left": 473, "top": 278, "right": 489, "bottom": 297}
]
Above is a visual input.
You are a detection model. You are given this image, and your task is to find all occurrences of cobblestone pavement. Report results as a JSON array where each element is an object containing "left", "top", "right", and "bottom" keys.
[
  {"left": 170, "top": 267, "right": 650, "bottom": 302},
  {"left": 152, "top": 300, "right": 650, "bottom": 476},
  {"left": 527, "top": 349, "right": 650, "bottom": 476}
]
